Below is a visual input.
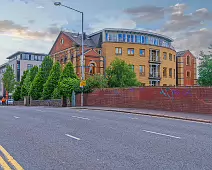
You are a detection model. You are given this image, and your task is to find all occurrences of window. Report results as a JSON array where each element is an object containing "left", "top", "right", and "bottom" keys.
[
  {"left": 34, "top": 55, "right": 38, "bottom": 61},
  {"left": 106, "top": 33, "right": 109, "bottom": 41},
  {"left": 98, "top": 50, "right": 102, "bottom": 55},
  {"left": 17, "top": 63, "right": 20, "bottom": 70},
  {"left": 174, "top": 55, "right": 176, "bottom": 62},
  {"left": 115, "top": 47, "right": 122, "bottom": 55},
  {"left": 186, "top": 56, "right": 191, "bottom": 65},
  {"left": 186, "top": 71, "right": 191, "bottom": 77},
  {"left": 112, "top": 34, "right": 117, "bottom": 41},
  {"left": 27, "top": 64, "right": 33, "bottom": 70},
  {"left": 131, "top": 35, "right": 134, "bottom": 42},
  {"left": 123, "top": 34, "right": 127, "bottom": 42},
  {"left": 64, "top": 57, "right": 67, "bottom": 64},
  {"left": 163, "top": 52, "right": 167, "bottom": 60},
  {"left": 163, "top": 67, "right": 167, "bottom": 77},
  {"left": 141, "top": 36, "right": 145, "bottom": 44},
  {"left": 61, "top": 38, "right": 64, "bottom": 44},
  {"left": 169, "top": 53, "right": 172, "bottom": 61},
  {"left": 139, "top": 65, "right": 145, "bottom": 76},
  {"left": 38, "top": 56, "right": 42, "bottom": 61},
  {"left": 25, "top": 54, "right": 30, "bottom": 60},
  {"left": 140, "top": 49, "right": 145, "bottom": 56},
  {"left": 135, "top": 35, "right": 141, "bottom": 43},
  {"left": 154, "top": 38, "right": 159, "bottom": 45},
  {"left": 174, "top": 69, "right": 175, "bottom": 79},
  {"left": 127, "top": 35, "right": 131, "bottom": 42},
  {"left": 31, "top": 55, "right": 35, "bottom": 61},
  {"left": 128, "top": 48, "right": 134, "bottom": 55},
  {"left": 21, "top": 54, "right": 25, "bottom": 60},
  {"left": 118, "top": 34, "right": 123, "bottom": 42},
  {"left": 169, "top": 68, "right": 172, "bottom": 78}
]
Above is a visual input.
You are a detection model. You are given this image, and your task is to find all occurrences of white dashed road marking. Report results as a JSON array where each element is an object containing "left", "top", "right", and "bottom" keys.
[
  {"left": 65, "top": 134, "right": 81, "bottom": 141},
  {"left": 142, "top": 130, "right": 181, "bottom": 139}
]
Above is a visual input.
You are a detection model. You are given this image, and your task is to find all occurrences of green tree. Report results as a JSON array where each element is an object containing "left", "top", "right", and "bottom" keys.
[
  {"left": 58, "top": 78, "right": 80, "bottom": 99},
  {"left": 60, "top": 62, "right": 78, "bottom": 80},
  {"left": 43, "top": 62, "right": 61, "bottom": 100},
  {"left": 2, "top": 65, "right": 16, "bottom": 95},
  {"left": 52, "top": 88, "right": 61, "bottom": 99},
  {"left": 29, "top": 56, "right": 53, "bottom": 100},
  {"left": 21, "top": 66, "right": 38, "bottom": 98},
  {"left": 106, "top": 58, "right": 141, "bottom": 87},
  {"left": 198, "top": 50, "right": 212, "bottom": 86},
  {"left": 13, "top": 70, "right": 29, "bottom": 101},
  {"left": 13, "top": 83, "right": 21, "bottom": 101}
]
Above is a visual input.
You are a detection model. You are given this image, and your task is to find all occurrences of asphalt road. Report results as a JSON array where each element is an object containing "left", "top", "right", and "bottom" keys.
[{"left": 0, "top": 106, "right": 212, "bottom": 170}]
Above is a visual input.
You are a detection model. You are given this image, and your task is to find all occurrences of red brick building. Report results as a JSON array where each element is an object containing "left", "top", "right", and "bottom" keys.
[
  {"left": 49, "top": 31, "right": 105, "bottom": 79},
  {"left": 176, "top": 50, "right": 197, "bottom": 86}
]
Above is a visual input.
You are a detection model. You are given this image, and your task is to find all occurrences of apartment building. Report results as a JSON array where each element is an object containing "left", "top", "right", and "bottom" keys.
[
  {"left": 0, "top": 51, "right": 47, "bottom": 97},
  {"left": 49, "top": 28, "right": 177, "bottom": 86},
  {"left": 176, "top": 50, "right": 197, "bottom": 86}
]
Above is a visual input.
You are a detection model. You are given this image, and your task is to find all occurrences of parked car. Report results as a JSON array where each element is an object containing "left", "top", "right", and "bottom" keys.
[{"left": 6, "top": 99, "right": 14, "bottom": 105}]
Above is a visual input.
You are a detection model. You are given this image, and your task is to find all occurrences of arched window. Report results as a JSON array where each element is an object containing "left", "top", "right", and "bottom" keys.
[
  {"left": 89, "top": 63, "right": 96, "bottom": 75},
  {"left": 186, "top": 56, "right": 190, "bottom": 65}
]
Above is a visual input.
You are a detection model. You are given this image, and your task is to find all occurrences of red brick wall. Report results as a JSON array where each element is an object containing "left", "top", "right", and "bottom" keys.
[
  {"left": 77, "top": 87, "right": 212, "bottom": 114},
  {"left": 182, "top": 51, "right": 196, "bottom": 86}
]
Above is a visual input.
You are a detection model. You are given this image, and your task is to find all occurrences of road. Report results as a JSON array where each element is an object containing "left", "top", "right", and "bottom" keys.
[{"left": 0, "top": 106, "right": 212, "bottom": 170}]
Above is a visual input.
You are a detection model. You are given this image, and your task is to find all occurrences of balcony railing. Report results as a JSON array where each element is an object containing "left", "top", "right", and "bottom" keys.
[
  {"left": 149, "top": 72, "right": 161, "bottom": 79},
  {"left": 149, "top": 56, "right": 161, "bottom": 63}
]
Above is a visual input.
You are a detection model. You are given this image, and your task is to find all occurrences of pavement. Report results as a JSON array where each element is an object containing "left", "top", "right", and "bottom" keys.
[
  {"left": 0, "top": 106, "right": 212, "bottom": 170},
  {"left": 73, "top": 107, "right": 212, "bottom": 124}
]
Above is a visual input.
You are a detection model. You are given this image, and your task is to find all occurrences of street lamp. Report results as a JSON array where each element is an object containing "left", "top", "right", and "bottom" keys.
[{"left": 54, "top": 2, "right": 85, "bottom": 107}]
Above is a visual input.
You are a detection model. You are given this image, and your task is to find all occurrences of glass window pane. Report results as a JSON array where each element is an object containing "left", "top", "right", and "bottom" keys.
[
  {"left": 118, "top": 34, "right": 123, "bottom": 42},
  {"left": 135, "top": 35, "right": 140, "bottom": 43},
  {"left": 123, "top": 34, "right": 126, "bottom": 42},
  {"left": 145, "top": 36, "right": 148, "bottom": 44},
  {"left": 106, "top": 33, "right": 109, "bottom": 41},
  {"left": 127, "top": 35, "right": 131, "bottom": 42},
  {"left": 131, "top": 35, "right": 134, "bottom": 42}
]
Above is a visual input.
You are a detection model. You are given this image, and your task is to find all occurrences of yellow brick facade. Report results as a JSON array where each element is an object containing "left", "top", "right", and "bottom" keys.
[{"left": 102, "top": 42, "right": 176, "bottom": 86}]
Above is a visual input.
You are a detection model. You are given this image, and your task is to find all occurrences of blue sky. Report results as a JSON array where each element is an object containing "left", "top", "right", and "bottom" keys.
[{"left": 0, "top": 0, "right": 212, "bottom": 65}]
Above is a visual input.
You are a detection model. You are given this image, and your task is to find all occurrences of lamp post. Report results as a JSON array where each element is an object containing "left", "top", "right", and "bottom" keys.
[{"left": 54, "top": 2, "right": 84, "bottom": 107}]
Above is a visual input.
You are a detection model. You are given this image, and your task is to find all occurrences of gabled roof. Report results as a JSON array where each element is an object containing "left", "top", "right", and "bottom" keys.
[
  {"left": 76, "top": 48, "right": 100, "bottom": 57},
  {"left": 176, "top": 50, "right": 190, "bottom": 57},
  {"left": 63, "top": 32, "right": 96, "bottom": 47}
]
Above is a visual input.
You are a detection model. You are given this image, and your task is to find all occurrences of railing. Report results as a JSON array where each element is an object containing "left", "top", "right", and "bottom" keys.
[
  {"left": 149, "top": 55, "right": 161, "bottom": 63},
  {"left": 149, "top": 72, "right": 161, "bottom": 79}
]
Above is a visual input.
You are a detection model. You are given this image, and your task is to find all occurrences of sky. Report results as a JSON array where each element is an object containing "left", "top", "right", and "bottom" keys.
[{"left": 0, "top": 0, "right": 212, "bottom": 65}]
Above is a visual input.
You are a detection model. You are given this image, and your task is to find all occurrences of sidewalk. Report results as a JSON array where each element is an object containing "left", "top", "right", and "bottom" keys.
[{"left": 73, "top": 107, "right": 212, "bottom": 124}]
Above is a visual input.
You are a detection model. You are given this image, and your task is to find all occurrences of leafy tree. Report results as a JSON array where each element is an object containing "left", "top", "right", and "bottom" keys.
[
  {"left": 52, "top": 87, "right": 61, "bottom": 99},
  {"left": 21, "top": 66, "right": 38, "bottom": 98},
  {"left": 43, "top": 62, "right": 61, "bottom": 100},
  {"left": 58, "top": 78, "right": 80, "bottom": 99},
  {"left": 198, "top": 50, "right": 212, "bottom": 86},
  {"left": 13, "top": 83, "right": 21, "bottom": 101},
  {"left": 106, "top": 58, "right": 141, "bottom": 87},
  {"left": 29, "top": 56, "right": 53, "bottom": 100},
  {"left": 21, "top": 71, "right": 30, "bottom": 98},
  {"left": 2, "top": 65, "right": 16, "bottom": 95},
  {"left": 60, "top": 62, "right": 78, "bottom": 80}
]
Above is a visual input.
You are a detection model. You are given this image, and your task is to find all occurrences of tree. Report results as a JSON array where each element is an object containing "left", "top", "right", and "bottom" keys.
[
  {"left": 13, "top": 70, "right": 29, "bottom": 101},
  {"left": 106, "top": 58, "right": 141, "bottom": 87},
  {"left": 198, "top": 50, "right": 212, "bottom": 86},
  {"left": 2, "top": 65, "right": 16, "bottom": 95},
  {"left": 43, "top": 62, "right": 61, "bottom": 100},
  {"left": 60, "top": 62, "right": 78, "bottom": 80},
  {"left": 29, "top": 56, "right": 53, "bottom": 100},
  {"left": 21, "top": 66, "right": 38, "bottom": 98},
  {"left": 58, "top": 78, "right": 80, "bottom": 99}
]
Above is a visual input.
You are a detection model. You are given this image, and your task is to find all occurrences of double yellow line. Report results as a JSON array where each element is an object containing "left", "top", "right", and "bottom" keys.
[{"left": 0, "top": 145, "right": 24, "bottom": 170}]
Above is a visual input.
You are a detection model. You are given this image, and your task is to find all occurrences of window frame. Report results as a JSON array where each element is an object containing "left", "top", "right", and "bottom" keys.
[
  {"left": 169, "top": 53, "right": 172, "bottom": 61},
  {"left": 127, "top": 48, "right": 134, "bottom": 55},
  {"left": 139, "top": 65, "right": 145, "bottom": 76},
  {"left": 169, "top": 68, "right": 172, "bottom": 78},
  {"left": 115, "top": 47, "right": 122, "bottom": 55},
  {"left": 140, "top": 49, "right": 145, "bottom": 56},
  {"left": 163, "top": 67, "right": 167, "bottom": 78}
]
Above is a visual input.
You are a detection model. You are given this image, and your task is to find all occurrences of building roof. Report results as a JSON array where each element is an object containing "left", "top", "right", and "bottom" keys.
[
  {"left": 0, "top": 62, "right": 8, "bottom": 69},
  {"left": 88, "top": 28, "right": 174, "bottom": 42},
  {"left": 63, "top": 32, "right": 96, "bottom": 47},
  {"left": 176, "top": 50, "right": 190, "bottom": 57},
  {"left": 7, "top": 51, "right": 47, "bottom": 59}
]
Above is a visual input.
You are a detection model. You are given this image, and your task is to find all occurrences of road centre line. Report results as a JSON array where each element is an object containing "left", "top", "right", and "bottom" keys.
[
  {"left": 0, "top": 145, "right": 24, "bottom": 170},
  {"left": 65, "top": 134, "right": 81, "bottom": 141},
  {"left": 0, "top": 156, "right": 11, "bottom": 170},
  {"left": 142, "top": 130, "right": 181, "bottom": 139},
  {"left": 72, "top": 116, "right": 90, "bottom": 120}
]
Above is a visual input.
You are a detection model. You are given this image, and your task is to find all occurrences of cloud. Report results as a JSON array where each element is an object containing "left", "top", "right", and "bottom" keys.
[
  {"left": 124, "top": 5, "right": 165, "bottom": 22},
  {"left": 0, "top": 20, "right": 61, "bottom": 41},
  {"left": 36, "top": 6, "right": 44, "bottom": 9},
  {"left": 28, "top": 19, "right": 35, "bottom": 24},
  {"left": 87, "top": 16, "right": 136, "bottom": 33}
]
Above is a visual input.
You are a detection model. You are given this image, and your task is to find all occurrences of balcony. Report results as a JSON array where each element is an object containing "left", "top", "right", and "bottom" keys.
[
  {"left": 149, "top": 72, "right": 161, "bottom": 80},
  {"left": 149, "top": 56, "right": 161, "bottom": 64}
]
